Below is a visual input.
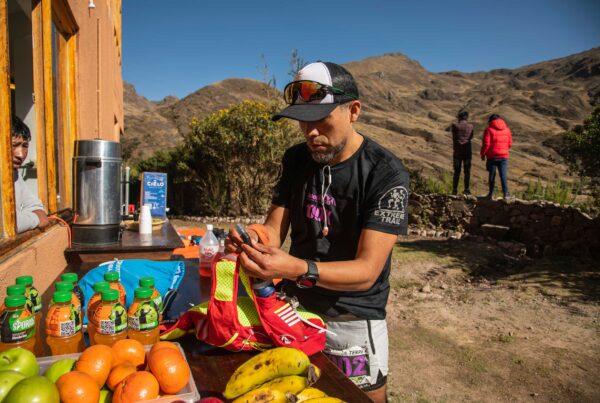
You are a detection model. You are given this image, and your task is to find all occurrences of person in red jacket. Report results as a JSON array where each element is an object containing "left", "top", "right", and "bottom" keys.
[{"left": 480, "top": 114, "right": 513, "bottom": 199}]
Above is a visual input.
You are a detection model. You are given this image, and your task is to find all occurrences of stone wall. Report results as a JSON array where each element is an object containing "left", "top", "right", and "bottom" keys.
[{"left": 408, "top": 194, "right": 600, "bottom": 259}]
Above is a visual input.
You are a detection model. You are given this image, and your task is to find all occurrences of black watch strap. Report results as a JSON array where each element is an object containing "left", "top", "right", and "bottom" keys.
[{"left": 296, "top": 259, "right": 319, "bottom": 289}]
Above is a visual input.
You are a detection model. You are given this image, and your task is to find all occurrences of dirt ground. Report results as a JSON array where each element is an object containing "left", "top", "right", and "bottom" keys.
[
  {"left": 386, "top": 236, "right": 600, "bottom": 403},
  {"left": 171, "top": 220, "right": 600, "bottom": 402}
]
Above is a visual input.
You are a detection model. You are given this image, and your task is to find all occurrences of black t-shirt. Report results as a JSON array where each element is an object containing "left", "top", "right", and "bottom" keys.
[{"left": 272, "top": 135, "right": 409, "bottom": 320}]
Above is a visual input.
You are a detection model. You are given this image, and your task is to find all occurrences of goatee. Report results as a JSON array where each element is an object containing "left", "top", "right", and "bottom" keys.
[{"left": 309, "top": 139, "right": 347, "bottom": 164}]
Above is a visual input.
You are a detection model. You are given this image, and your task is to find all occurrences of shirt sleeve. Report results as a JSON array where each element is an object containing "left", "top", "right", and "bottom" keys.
[
  {"left": 362, "top": 163, "right": 410, "bottom": 235},
  {"left": 14, "top": 176, "right": 44, "bottom": 233},
  {"left": 271, "top": 148, "right": 294, "bottom": 208}
]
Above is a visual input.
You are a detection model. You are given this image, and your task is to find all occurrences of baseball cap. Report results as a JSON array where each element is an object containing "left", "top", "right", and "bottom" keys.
[{"left": 273, "top": 61, "right": 359, "bottom": 122}]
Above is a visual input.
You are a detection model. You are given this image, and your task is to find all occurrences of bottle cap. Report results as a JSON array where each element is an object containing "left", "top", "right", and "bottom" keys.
[
  {"left": 61, "top": 273, "right": 78, "bottom": 283},
  {"left": 101, "top": 289, "right": 119, "bottom": 302},
  {"left": 134, "top": 287, "right": 153, "bottom": 299},
  {"left": 207, "top": 224, "right": 213, "bottom": 231},
  {"left": 4, "top": 295, "right": 26, "bottom": 308},
  {"left": 104, "top": 271, "right": 119, "bottom": 281},
  {"left": 139, "top": 277, "right": 155, "bottom": 288},
  {"left": 53, "top": 291, "right": 72, "bottom": 304},
  {"left": 55, "top": 281, "right": 74, "bottom": 291},
  {"left": 93, "top": 281, "right": 111, "bottom": 292},
  {"left": 6, "top": 284, "right": 26, "bottom": 296},
  {"left": 15, "top": 276, "right": 33, "bottom": 286}
]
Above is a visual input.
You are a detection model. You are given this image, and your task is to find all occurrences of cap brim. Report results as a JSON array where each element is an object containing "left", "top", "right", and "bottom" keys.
[{"left": 272, "top": 103, "right": 339, "bottom": 122}]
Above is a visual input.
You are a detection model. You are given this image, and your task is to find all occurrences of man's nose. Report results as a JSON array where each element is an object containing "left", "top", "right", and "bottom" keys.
[{"left": 13, "top": 147, "right": 25, "bottom": 159}]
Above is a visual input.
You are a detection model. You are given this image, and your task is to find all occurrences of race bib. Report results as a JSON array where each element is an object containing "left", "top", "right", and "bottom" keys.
[{"left": 324, "top": 345, "right": 370, "bottom": 387}]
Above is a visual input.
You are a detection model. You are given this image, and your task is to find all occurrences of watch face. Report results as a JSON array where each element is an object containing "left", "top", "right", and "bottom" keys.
[{"left": 297, "top": 276, "right": 317, "bottom": 289}]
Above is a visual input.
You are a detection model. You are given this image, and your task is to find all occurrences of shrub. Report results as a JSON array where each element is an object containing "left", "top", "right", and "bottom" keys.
[{"left": 516, "top": 179, "right": 577, "bottom": 205}]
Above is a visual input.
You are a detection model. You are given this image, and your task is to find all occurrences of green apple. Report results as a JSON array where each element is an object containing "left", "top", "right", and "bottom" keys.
[
  {"left": 99, "top": 388, "right": 113, "bottom": 403},
  {"left": 0, "top": 348, "right": 39, "bottom": 378},
  {"left": 44, "top": 358, "right": 76, "bottom": 383},
  {"left": 0, "top": 370, "right": 26, "bottom": 401},
  {"left": 4, "top": 375, "right": 59, "bottom": 402}
]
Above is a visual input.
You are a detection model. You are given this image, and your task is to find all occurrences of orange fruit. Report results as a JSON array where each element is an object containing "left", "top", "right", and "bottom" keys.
[
  {"left": 106, "top": 362, "right": 137, "bottom": 391},
  {"left": 112, "top": 339, "right": 146, "bottom": 369},
  {"left": 75, "top": 345, "right": 115, "bottom": 387},
  {"left": 112, "top": 371, "right": 159, "bottom": 403},
  {"left": 149, "top": 341, "right": 180, "bottom": 356},
  {"left": 56, "top": 371, "right": 100, "bottom": 403},
  {"left": 148, "top": 348, "right": 190, "bottom": 394}
]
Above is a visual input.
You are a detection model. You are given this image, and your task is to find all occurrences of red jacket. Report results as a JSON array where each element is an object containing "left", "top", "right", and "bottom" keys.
[{"left": 480, "top": 118, "right": 512, "bottom": 159}]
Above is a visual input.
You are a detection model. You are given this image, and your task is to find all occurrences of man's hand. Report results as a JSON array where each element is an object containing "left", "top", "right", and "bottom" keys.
[
  {"left": 481, "top": 155, "right": 485, "bottom": 161},
  {"left": 225, "top": 226, "right": 259, "bottom": 254},
  {"left": 238, "top": 242, "right": 306, "bottom": 281},
  {"left": 33, "top": 210, "right": 49, "bottom": 230}
]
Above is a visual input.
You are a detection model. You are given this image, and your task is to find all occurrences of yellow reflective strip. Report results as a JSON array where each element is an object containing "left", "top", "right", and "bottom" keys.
[
  {"left": 274, "top": 303, "right": 290, "bottom": 314},
  {"left": 218, "top": 332, "right": 239, "bottom": 348},
  {"left": 214, "top": 261, "right": 236, "bottom": 301}
]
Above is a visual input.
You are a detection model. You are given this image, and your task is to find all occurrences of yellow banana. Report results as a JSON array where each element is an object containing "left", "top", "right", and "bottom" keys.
[
  {"left": 224, "top": 347, "right": 311, "bottom": 399},
  {"left": 294, "top": 387, "right": 327, "bottom": 402},
  {"left": 302, "top": 398, "right": 345, "bottom": 403},
  {"left": 232, "top": 387, "right": 287, "bottom": 403}
]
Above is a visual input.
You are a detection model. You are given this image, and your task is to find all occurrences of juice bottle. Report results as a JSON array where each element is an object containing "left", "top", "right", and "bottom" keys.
[
  {"left": 0, "top": 295, "right": 36, "bottom": 353},
  {"left": 87, "top": 281, "right": 110, "bottom": 346},
  {"left": 104, "top": 271, "right": 126, "bottom": 305},
  {"left": 15, "top": 276, "right": 42, "bottom": 356},
  {"left": 61, "top": 273, "right": 85, "bottom": 309},
  {"left": 46, "top": 291, "right": 85, "bottom": 355},
  {"left": 0, "top": 285, "right": 27, "bottom": 314},
  {"left": 127, "top": 287, "right": 159, "bottom": 345},
  {"left": 138, "top": 276, "right": 163, "bottom": 322},
  {"left": 55, "top": 281, "right": 82, "bottom": 333},
  {"left": 93, "top": 289, "right": 127, "bottom": 346}
]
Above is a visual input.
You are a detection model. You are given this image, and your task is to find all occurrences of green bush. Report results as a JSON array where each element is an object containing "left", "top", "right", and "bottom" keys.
[
  {"left": 516, "top": 179, "right": 577, "bottom": 205},
  {"left": 409, "top": 168, "right": 454, "bottom": 195}
]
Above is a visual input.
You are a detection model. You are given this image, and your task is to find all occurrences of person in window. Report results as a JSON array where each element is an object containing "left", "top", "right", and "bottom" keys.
[{"left": 11, "top": 115, "right": 49, "bottom": 233}]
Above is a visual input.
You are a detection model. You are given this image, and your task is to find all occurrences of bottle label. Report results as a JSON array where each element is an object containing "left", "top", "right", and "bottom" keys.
[
  {"left": 46, "top": 304, "right": 77, "bottom": 337},
  {"left": 201, "top": 245, "right": 219, "bottom": 259},
  {"left": 151, "top": 289, "right": 163, "bottom": 313},
  {"left": 0, "top": 308, "right": 35, "bottom": 342},
  {"left": 25, "top": 286, "right": 42, "bottom": 313},
  {"left": 72, "top": 301, "right": 82, "bottom": 333},
  {"left": 95, "top": 303, "right": 127, "bottom": 335},
  {"left": 87, "top": 295, "right": 102, "bottom": 322},
  {"left": 128, "top": 301, "right": 159, "bottom": 331},
  {"left": 110, "top": 283, "right": 127, "bottom": 305}
]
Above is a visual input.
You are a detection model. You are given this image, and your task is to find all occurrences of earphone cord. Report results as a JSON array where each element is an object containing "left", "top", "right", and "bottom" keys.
[{"left": 321, "top": 165, "right": 332, "bottom": 235}]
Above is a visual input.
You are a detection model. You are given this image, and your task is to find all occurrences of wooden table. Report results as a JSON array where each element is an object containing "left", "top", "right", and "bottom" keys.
[{"left": 65, "top": 220, "right": 184, "bottom": 263}]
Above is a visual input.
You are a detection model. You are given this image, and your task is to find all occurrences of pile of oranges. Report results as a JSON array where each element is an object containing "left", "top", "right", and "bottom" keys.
[{"left": 54, "top": 339, "right": 190, "bottom": 403}]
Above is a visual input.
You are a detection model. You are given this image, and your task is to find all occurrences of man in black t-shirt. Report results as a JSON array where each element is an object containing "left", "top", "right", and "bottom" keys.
[{"left": 228, "top": 61, "right": 409, "bottom": 402}]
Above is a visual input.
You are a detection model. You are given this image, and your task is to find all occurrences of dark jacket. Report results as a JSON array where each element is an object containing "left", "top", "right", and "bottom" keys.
[
  {"left": 451, "top": 120, "right": 474, "bottom": 158},
  {"left": 480, "top": 119, "right": 512, "bottom": 159}
]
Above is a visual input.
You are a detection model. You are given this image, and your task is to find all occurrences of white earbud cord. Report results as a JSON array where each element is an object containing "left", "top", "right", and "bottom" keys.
[{"left": 321, "top": 165, "right": 332, "bottom": 236}]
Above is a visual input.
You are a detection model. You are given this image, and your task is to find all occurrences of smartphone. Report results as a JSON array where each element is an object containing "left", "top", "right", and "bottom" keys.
[{"left": 235, "top": 223, "right": 253, "bottom": 246}]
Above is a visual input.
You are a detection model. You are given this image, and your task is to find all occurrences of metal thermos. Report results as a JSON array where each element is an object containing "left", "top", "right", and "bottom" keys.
[{"left": 72, "top": 140, "right": 122, "bottom": 246}]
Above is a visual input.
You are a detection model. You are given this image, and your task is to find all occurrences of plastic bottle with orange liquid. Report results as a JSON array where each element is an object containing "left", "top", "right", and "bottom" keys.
[
  {"left": 55, "top": 281, "right": 82, "bottom": 334},
  {"left": 93, "top": 289, "right": 127, "bottom": 346},
  {"left": 86, "top": 281, "right": 110, "bottom": 346},
  {"left": 104, "top": 271, "right": 126, "bottom": 305},
  {"left": 138, "top": 276, "right": 163, "bottom": 322},
  {"left": 61, "top": 273, "right": 85, "bottom": 308},
  {"left": 15, "top": 276, "right": 42, "bottom": 356},
  {"left": 0, "top": 295, "right": 36, "bottom": 353},
  {"left": 0, "top": 285, "right": 27, "bottom": 315},
  {"left": 127, "top": 287, "right": 159, "bottom": 345},
  {"left": 46, "top": 291, "right": 85, "bottom": 355}
]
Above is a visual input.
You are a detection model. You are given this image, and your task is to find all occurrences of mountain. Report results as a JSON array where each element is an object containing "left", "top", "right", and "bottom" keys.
[{"left": 123, "top": 47, "right": 600, "bottom": 190}]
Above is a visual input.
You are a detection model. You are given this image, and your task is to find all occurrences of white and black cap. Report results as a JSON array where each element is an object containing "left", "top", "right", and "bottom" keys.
[{"left": 273, "top": 61, "right": 359, "bottom": 122}]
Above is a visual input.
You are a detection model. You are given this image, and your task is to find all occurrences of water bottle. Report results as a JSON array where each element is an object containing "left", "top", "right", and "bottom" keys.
[
  {"left": 199, "top": 224, "right": 219, "bottom": 277},
  {"left": 139, "top": 204, "right": 153, "bottom": 234},
  {"left": 252, "top": 279, "right": 276, "bottom": 298}
]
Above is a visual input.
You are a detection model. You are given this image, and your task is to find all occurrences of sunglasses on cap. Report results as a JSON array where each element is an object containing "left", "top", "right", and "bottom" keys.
[{"left": 283, "top": 80, "right": 357, "bottom": 105}]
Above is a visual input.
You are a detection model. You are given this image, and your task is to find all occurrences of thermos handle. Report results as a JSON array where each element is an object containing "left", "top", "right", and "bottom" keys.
[{"left": 85, "top": 157, "right": 102, "bottom": 166}]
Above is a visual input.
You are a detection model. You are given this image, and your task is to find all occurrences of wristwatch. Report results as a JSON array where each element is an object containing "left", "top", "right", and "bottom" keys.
[{"left": 296, "top": 260, "right": 319, "bottom": 289}]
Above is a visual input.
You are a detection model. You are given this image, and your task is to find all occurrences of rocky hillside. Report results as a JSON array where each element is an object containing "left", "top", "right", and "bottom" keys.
[{"left": 123, "top": 47, "right": 600, "bottom": 190}]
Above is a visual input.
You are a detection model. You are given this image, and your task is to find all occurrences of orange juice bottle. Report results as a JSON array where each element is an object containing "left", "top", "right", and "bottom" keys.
[
  {"left": 93, "top": 289, "right": 127, "bottom": 346},
  {"left": 46, "top": 291, "right": 85, "bottom": 355},
  {"left": 127, "top": 287, "right": 159, "bottom": 345},
  {"left": 0, "top": 295, "right": 36, "bottom": 353},
  {"left": 0, "top": 285, "right": 27, "bottom": 315},
  {"left": 61, "top": 273, "right": 85, "bottom": 309},
  {"left": 104, "top": 271, "right": 126, "bottom": 305},
  {"left": 15, "top": 276, "right": 42, "bottom": 356},
  {"left": 139, "top": 276, "right": 163, "bottom": 322},
  {"left": 55, "top": 281, "right": 82, "bottom": 334},
  {"left": 87, "top": 281, "right": 110, "bottom": 346}
]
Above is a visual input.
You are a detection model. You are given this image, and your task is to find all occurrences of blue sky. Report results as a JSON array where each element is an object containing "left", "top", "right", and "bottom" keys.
[{"left": 122, "top": 0, "right": 600, "bottom": 101}]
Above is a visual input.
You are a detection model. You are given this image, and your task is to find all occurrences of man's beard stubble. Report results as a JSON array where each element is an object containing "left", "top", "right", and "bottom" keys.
[{"left": 309, "top": 138, "right": 347, "bottom": 164}]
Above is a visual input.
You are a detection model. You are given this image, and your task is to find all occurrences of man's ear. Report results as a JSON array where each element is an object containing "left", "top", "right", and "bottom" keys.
[{"left": 349, "top": 100, "right": 361, "bottom": 123}]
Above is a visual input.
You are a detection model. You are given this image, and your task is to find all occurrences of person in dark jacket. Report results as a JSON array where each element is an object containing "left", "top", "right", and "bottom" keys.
[
  {"left": 450, "top": 110, "right": 474, "bottom": 195},
  {"left": 480, "top": 114, "right": 513, "bottom": 199}
]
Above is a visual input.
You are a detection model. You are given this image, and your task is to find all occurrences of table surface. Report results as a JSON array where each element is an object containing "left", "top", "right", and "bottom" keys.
[{"left": 65, "top": 220, "right": 184, "bottom": 253}]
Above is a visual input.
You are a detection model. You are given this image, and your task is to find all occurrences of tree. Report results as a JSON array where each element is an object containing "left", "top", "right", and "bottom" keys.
[
  {"left": 562, "top": 107, "right": 600, "bottom": 180},
  {"left": 288, "top": 49, "right": 305, "bottom": 79}
]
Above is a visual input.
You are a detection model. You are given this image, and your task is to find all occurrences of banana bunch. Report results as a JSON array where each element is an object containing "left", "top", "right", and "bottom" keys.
[{"left": 224, "top": 347, "right": 346, "bottom": 403}]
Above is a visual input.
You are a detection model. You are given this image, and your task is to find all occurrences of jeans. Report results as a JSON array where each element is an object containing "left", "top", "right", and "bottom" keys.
[
  {"left": 453, "top": 156, "right": 471, "bottom": 193},
  {"left": 486, "top": 158, "right": 509, "bottom": 196}
]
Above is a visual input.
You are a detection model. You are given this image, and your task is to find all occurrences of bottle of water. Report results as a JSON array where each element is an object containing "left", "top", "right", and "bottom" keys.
[
  {"left": 199, "top": 224, "right": 219, "bottom": 277},
  {"left": 139, "top": 204, "right": 152, "bottom": 234},
  {"left": 252, "top": 278, "right": 276, "bottom": 298}
]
